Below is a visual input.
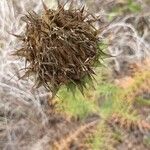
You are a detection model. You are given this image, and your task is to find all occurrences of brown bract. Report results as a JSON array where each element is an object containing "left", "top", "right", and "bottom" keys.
[{"left": 14, "top": 2, "right": 104, "bottom": 95}]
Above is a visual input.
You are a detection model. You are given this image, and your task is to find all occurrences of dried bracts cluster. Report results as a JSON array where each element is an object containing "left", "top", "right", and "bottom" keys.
[{"left": 14, "top": 3, "right": 105, "bottom": 95}]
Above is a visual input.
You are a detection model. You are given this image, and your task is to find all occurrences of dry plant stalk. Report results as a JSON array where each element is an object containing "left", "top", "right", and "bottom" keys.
[
  {"left": 14, "top": 2, "right": 105, "bottom": 95},
  {"left": 53, "top": 119, "right": 99, "bottom": 150},
  {"left": 108, "top": 114, "right": 150, "bottom": 133}
]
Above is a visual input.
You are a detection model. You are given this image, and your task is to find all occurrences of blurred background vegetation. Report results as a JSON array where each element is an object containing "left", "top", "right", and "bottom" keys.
[{"left": 0, "top": 0, "right": 149, "bottom": 149}]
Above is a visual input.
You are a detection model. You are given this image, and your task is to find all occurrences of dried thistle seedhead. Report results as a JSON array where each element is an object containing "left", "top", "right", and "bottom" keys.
[{"left": 14, "top": 2, "right": 105, "bottom": 95}]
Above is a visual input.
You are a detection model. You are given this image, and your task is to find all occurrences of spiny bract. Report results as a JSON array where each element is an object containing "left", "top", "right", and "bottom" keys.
[{"left": 14, "top": 2, "right": 105, "bottom": 96}]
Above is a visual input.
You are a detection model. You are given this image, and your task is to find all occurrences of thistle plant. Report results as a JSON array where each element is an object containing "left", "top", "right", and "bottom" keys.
[{"left": 14, "top": 2, "right": 105, "bottom": 96}]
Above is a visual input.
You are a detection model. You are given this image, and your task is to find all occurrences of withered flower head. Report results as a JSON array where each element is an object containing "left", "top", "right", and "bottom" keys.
[{"left": 14, "top": 2, "right": 105, "bottom": 95}]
